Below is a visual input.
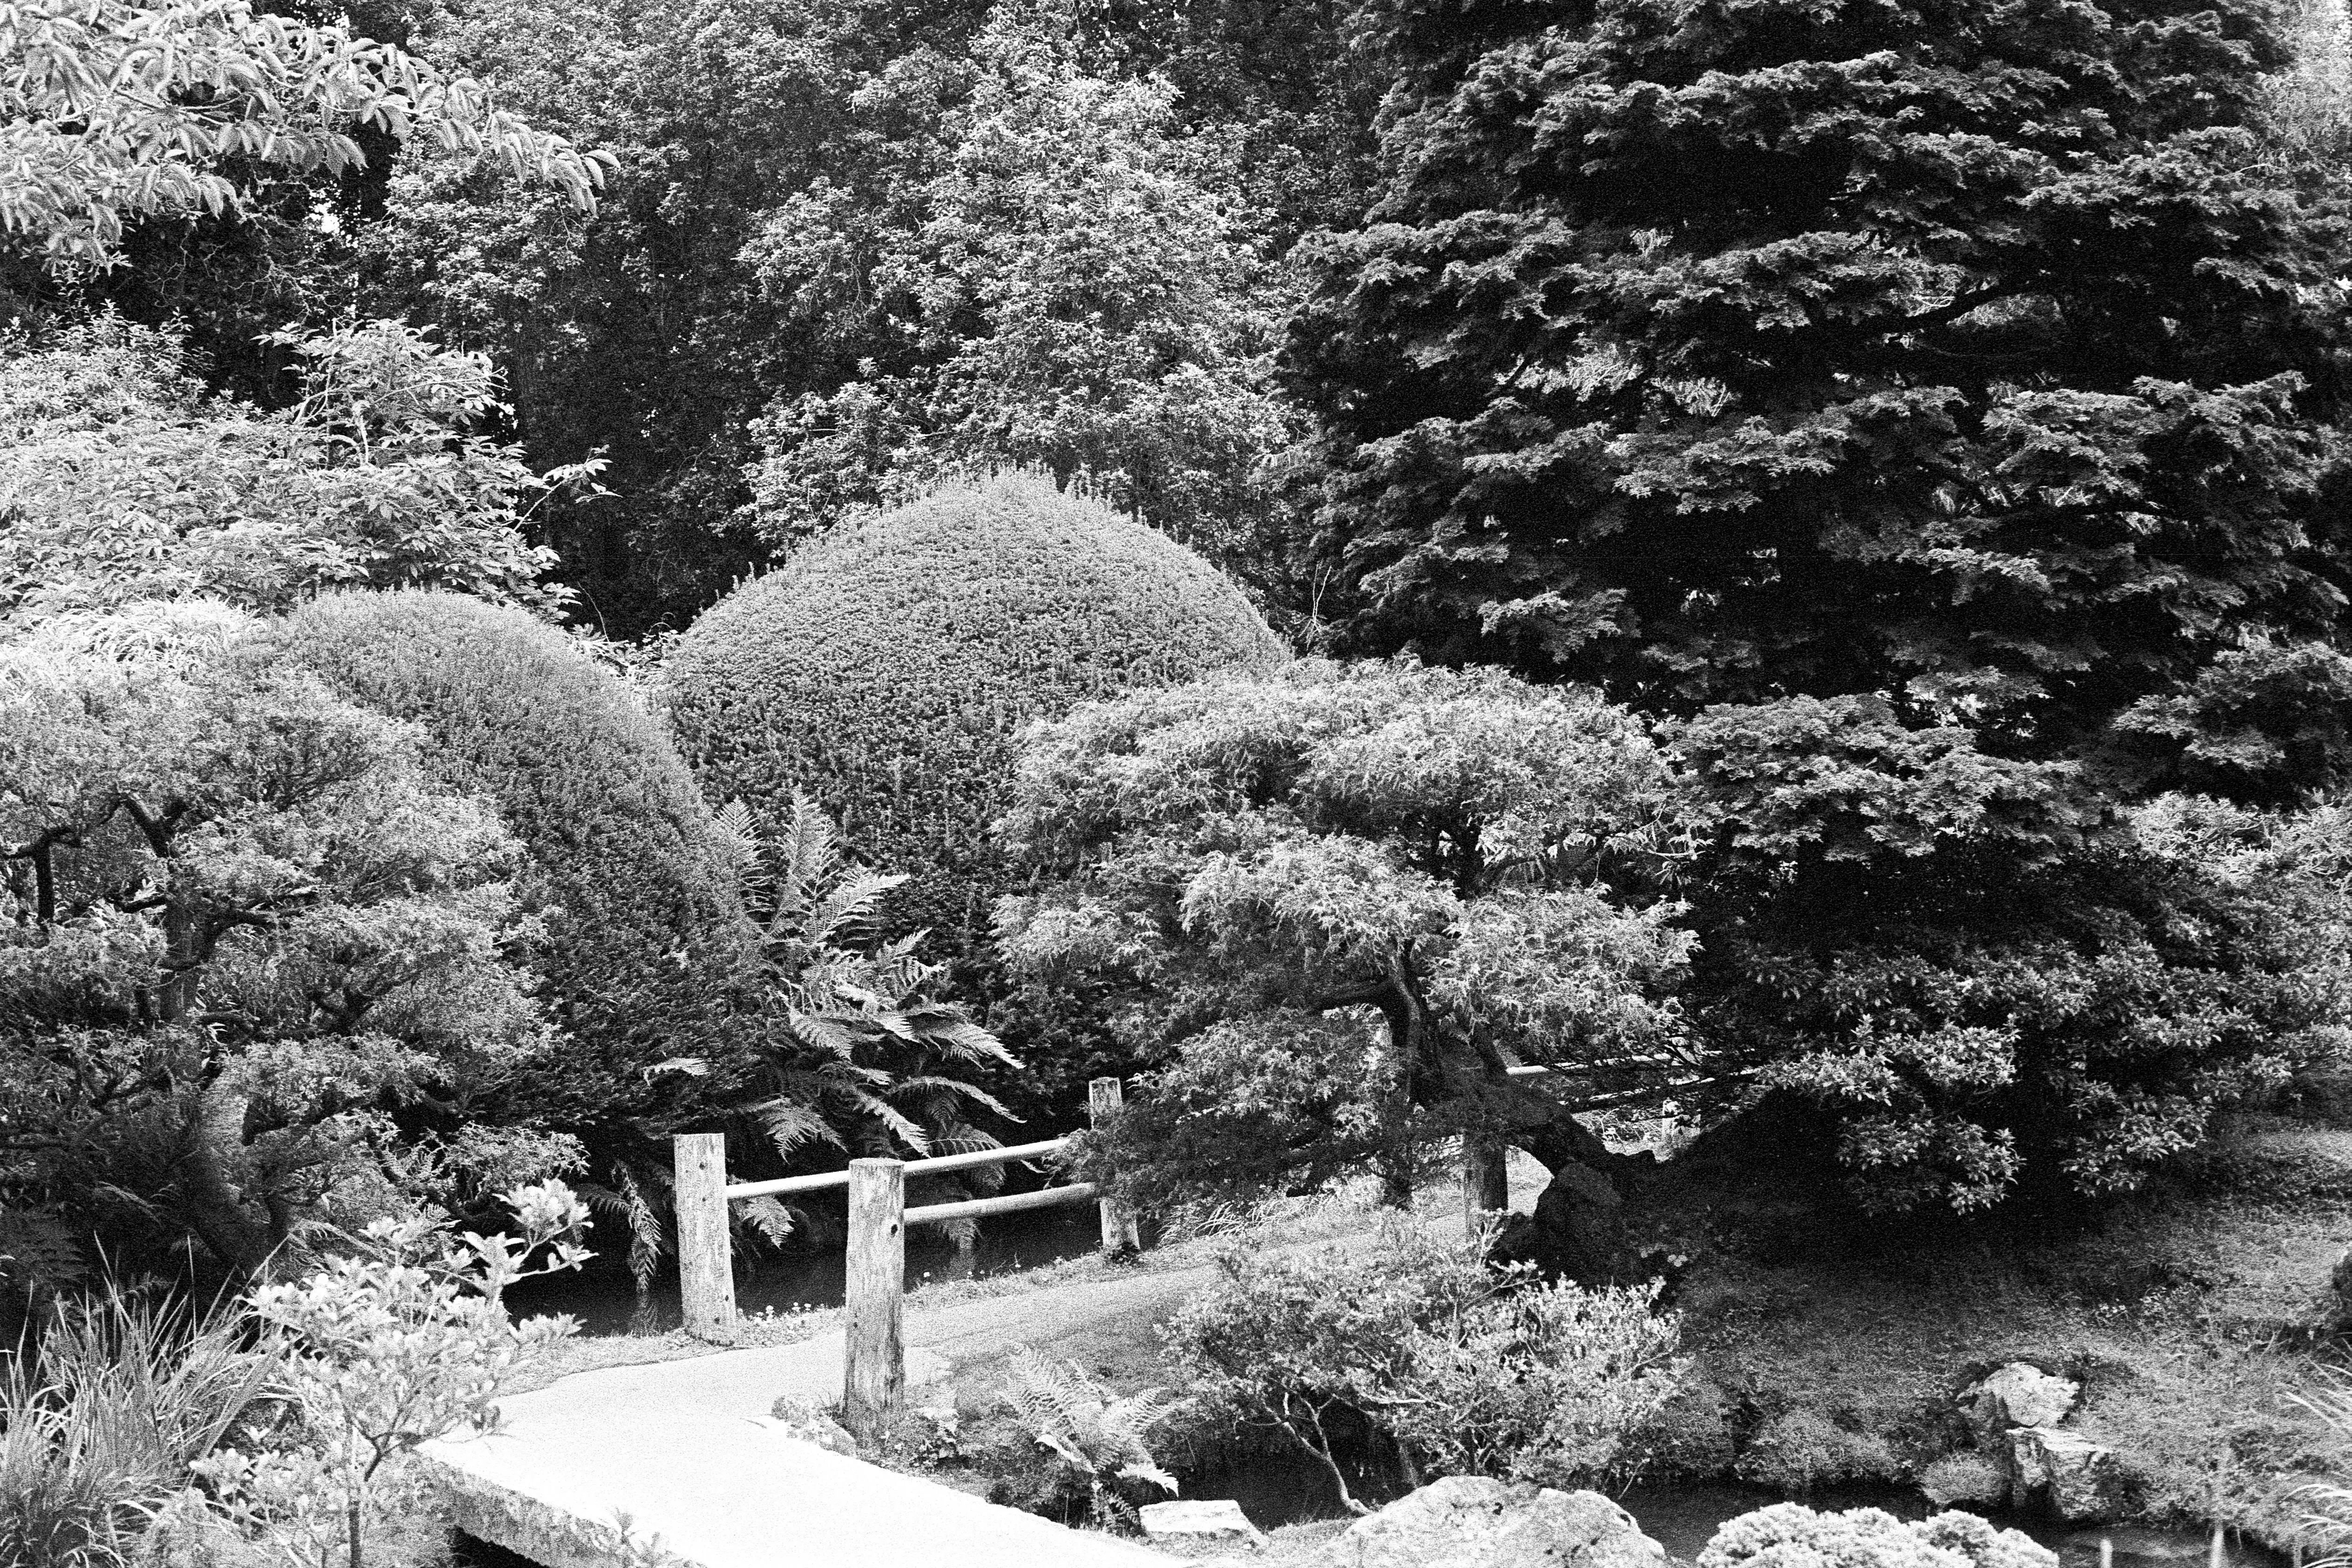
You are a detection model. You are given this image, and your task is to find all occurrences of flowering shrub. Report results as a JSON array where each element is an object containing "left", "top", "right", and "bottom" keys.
[
  {"left": 1699, "top": 1504, "right": 2056, "bottom": 1568},
  {"left": 196, "top": 1181, "right": 590, "bottom": 1568}
]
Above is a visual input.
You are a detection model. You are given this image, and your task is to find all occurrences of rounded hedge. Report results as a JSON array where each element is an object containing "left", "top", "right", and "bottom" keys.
[
  {"left": 664, "top": 474, "right": 1288, "bottom": 948},
  {"left": 277, "top": 589, "right": 761, "bottom": 1129}
]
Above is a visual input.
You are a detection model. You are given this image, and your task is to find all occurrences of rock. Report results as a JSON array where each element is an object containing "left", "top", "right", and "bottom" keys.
[
  {"left": 1920, "top": 1452, "right": 2010, "bottom": 1508},
  {"left": 2008, "top": 1427, "right": 2123, "bottom": 1523},
  {"left": 1494, "top": 1162, "right": 1627, "bottom": 1284},
  {"left": 1965, "top": 1363, "right": 2078, "bottom": 1440},
  {"left": 768, "top": 1395, "right": 858, "bottom": 1456},
  {"left": 1306, "top": 1476, "right": 1669, "bottom": 1568},
  {"left": 1142, "top": 1500, "right": 1271, "bottom": 1555}
]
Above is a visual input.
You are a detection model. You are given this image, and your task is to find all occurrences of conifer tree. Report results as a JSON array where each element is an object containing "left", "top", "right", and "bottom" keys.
[{"left": 1288, "top": 0, "right": 2352, "bottom": 1208}]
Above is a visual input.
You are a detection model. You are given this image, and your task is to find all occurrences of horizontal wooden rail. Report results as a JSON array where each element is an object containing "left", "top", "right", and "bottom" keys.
[
  {"left": 722, "top": 1135, "right": 1074, "bottom": 1201},
  {"left": 905, "top": 1183, "right": 1098, "bottom": 1227}
]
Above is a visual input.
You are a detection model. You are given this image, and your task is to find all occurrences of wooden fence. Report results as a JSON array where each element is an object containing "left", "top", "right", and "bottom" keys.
[
  {"left": 670, "top": 1077, "right": 1139, "bottom": 1433},
  {"left": 670, "top": 1061, "right": 1702, "bottom": 1439}
]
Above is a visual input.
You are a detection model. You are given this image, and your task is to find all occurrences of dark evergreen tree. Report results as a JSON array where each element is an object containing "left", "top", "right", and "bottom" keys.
[{"left": 1289, "top": 0, "right": 2352, "bottom": 1209}]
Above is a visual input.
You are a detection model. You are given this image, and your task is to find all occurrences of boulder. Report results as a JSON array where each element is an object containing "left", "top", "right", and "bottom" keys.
[
  {"left": 2008, "top": 1427, "right": 2123, "bottom": 1523},
  {"left": 1965, "top": 1364, "right": 2078, "bottom": 1440},
  {"left": 1494, "top": 1162, "right": 1627, "bottom": 1284},
  {"left": 1920, "top": 1452, "right": 2010, "bottom": 1508},
  {"left": 768, "top": 1396, "right": 858, "bottom": 1456},
  {"left": 1306, "top": 1476, "right": 1668, "bottom": 1568},
  {"left": 1142, "top": 1500, "right": 1271, "bottom": 1555}
]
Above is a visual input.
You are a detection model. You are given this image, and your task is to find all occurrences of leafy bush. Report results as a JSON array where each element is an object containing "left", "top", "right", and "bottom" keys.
[
  {"left": 666, "top": 473, "right": 1285, "bottom": 1101},
  {"left": 198, "top": 1181, "right": 589, "bottom": 1568},
  {"left": 1159, "top": 1226, "right": 1682, "bottom": 1513},
  {"left": 277, "top": 590, "right": 764, "bottom": 1132},
  {"left": 1699, "top": 1504, "right": 2055, "bottom": 1568}
]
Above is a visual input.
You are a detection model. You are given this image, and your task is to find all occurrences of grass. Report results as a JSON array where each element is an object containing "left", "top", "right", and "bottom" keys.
[{"left": 0, "top": 1281, "right": 275, "bottom": 1568}]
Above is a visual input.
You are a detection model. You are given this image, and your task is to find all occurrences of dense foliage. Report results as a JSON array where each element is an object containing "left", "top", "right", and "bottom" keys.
[
  {"left": 0, "top": 605, "right": 559, "bottom": 1277},
  {"left": 743, "top": 3, "right": 1297, "bottom": 580},
  {"left": 997, "top": 657, "right": 1689, "bottom": 1247},
  {"left": 666, "top": 473, "right": 1286, "bottom": 973},
  {"left": 1295, "top": 0, "right": 2352, "bottom": 751},
  {"left": 0, "top": 0, "right": 607, "bottom": 271},
  {"left": 1283, "top": 0, "right": 2352, "bottom": 1207},
  {"left": 364, "top": 0, "right": 1373, "bottom": 631},
  {"left": 0, "top": 318, "right": 588, "bottom": 629},
  {"left": 276, "top": 590, "right": 760, "bottom": 1135}
]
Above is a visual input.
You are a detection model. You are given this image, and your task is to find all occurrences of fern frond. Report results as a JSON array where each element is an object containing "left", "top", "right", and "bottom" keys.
[
  {"left": 1116, "top": 1460, "right": 1179, "bottom": 1496},
  {"left": 738, "top": 1195, "right": 798, "bottom": 1247},
  {"left": 803, "top": 872, "right": 909, "bottom": 950},
  {"left": 755, "top": 1097, "right": 846, "bottom": 1160}
]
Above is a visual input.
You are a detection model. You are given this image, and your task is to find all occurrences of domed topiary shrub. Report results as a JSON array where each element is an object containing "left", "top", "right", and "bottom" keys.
[
  {"left": 277, "top": 590, "right": 761, "bottom": 1129},
  {"left": 665, "top": 473, "right": 1287, "bottom": 964}
]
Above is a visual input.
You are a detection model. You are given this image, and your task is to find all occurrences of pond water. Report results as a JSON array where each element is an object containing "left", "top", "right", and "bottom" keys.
[{"left": 503, "top": 1200, "right": 1103, "bottom": 1335}]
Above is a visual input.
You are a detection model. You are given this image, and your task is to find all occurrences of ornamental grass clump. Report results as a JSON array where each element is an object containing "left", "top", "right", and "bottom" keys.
[{"left": 0, "top": 1282, "right": 271, "bottom": 1568}]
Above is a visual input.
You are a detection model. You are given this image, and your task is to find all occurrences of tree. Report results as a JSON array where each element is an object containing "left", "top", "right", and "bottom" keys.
[
  {"left": 364, "top": 0, "right": 1368, "bottom": 635},
  {"left": 995, "top": 658, "right": 1692, "bottom": 1272},
  {"left": 0, "top": 0, "right": 609, "bottom": 270},
  {"left": 743, "top": 0, "right": 1299, "bottom": 582},
  {"left": 0, "top": 316, "right": 593, "bottom": 631},
  {"left": 1292, "top": 0, "right": 2352, "bottom": 756},
  {"left": 0, "top": 603, "right": 561, "bottom": 1276},
  {"left": 1282, "top": 0, "right": 2352, "bottom": 1209}
]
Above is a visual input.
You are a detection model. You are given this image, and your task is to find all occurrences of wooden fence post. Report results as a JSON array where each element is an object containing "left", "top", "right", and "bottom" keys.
[
  {"left": 1088, "top": 1077, "right": 1141, "bottom": 1254},
  {"left": 843, "top": 1157, "right": 906, "bottom": 1443},
  {"left": 672, "top": 1133, "right": 737, "bottom": 1345},
  {"left": 1461, "top": 1136, "right": 1508, "bottom": 1237}
]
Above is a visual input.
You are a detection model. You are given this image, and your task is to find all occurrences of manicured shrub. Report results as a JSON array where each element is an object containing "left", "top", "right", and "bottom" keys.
[
  {"left": 277, "top": 590, "right": 760, "bottom": 1128},
  {"left": 665, "top": 473, "right": 1287, "bottom": 958}
]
